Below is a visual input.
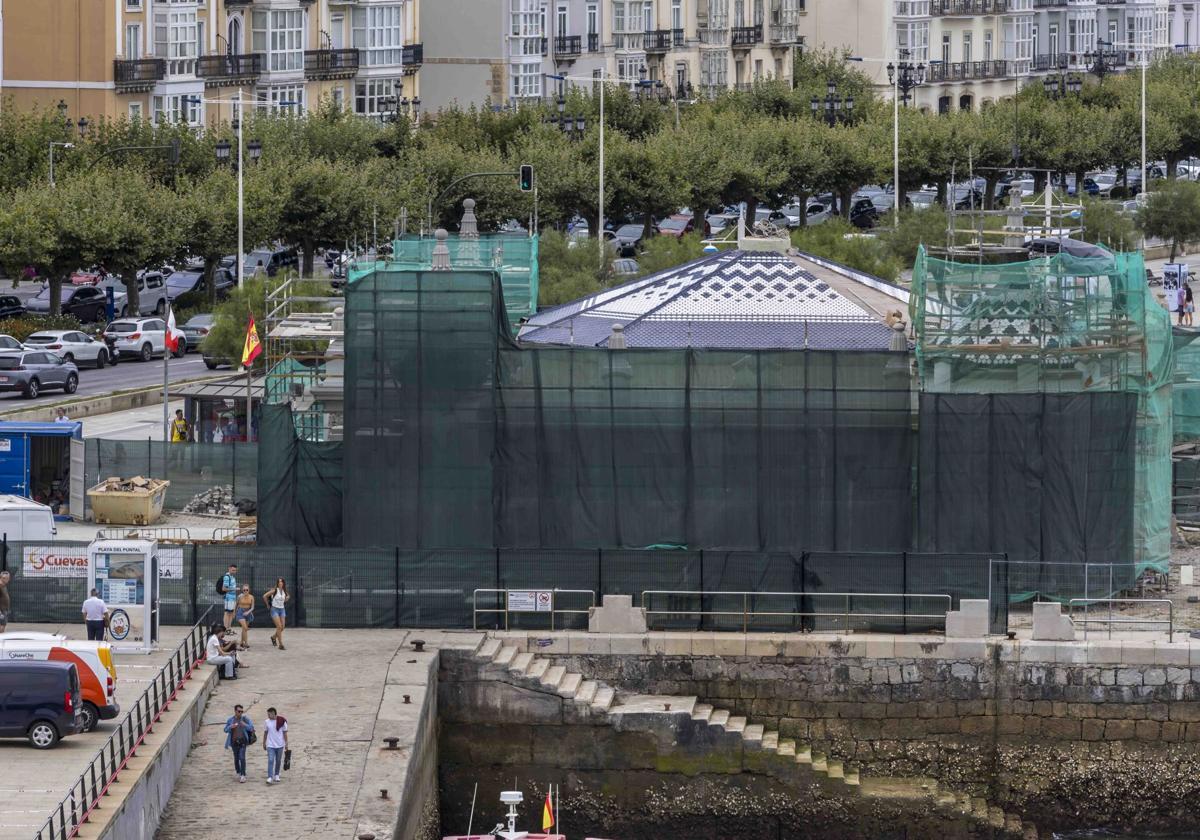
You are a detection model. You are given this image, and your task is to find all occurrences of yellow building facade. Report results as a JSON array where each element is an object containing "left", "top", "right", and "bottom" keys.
[{"left": 0, "top": 0, "right": 421, "bottom": 126}]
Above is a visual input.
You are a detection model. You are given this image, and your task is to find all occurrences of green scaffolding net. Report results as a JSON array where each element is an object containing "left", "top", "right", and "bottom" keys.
[{"left": 911, "top": 247, "right": 1173, "bottom": 591}]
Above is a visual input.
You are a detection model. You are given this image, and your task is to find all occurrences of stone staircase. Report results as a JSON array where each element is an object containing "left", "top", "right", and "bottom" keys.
[{"left": 473, "top": 636, "right": 1037, "bottom": 840}]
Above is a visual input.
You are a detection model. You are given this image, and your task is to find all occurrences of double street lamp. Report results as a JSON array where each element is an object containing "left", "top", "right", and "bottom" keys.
[
  {"left": 1043, "top": 72, "right": 1083, "bottom": 100},
  {"left": 546, "top": 95, "right": 587, "bottom": 139},
  {"left": 1086, "top": 39, "right": 1118, "bottom": 83},
  {"left": 811, "top": 80, "right": 854, "bottom": 127},
  {"left": 886, "top": 53, "right": 925, "bottom": 107}
]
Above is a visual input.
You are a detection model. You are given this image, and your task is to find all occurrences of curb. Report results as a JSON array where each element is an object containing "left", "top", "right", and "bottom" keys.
[{"left": 0, "top": 374, "right": 224, "bottom": 422}]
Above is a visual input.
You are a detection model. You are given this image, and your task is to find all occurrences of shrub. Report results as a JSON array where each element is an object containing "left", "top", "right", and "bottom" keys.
[
  {"left": 0, "top": 314, "right": 85, "bottom": 341},
  {"left": 790, "top": 219, "right": 902, "bottom": 283}
]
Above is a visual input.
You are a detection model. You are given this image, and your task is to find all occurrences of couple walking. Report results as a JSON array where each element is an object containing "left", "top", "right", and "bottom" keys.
[
  {"left": 223, "top": 704, "right": 290, "bottom": 784},
  {"left": 220, "top": 564, "right": 291, "bottom": 652}
]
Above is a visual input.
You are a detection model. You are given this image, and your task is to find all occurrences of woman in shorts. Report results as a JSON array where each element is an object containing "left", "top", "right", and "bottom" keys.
[
  {"left": 263, "top": 578, "right": 289, "bottom": 651},
  {"left": 234, "top": 585, "right": 255, "bottom": 650}
]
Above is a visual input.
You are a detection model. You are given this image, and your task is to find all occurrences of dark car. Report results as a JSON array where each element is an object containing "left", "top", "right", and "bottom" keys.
[
  {"left": 243, "top": 248, "right": 299, "bottom": 278},
  {"left": 166, "top": 268, "right": 235, "bottom": 302},
  {"left": 0, "top": 660, "right": 83, "bottom": 748},
  {"left": 181, "top": 314, "right": 215, "bottom": 353},
  {"left": 0, "top": 295, "right": 25, "bottom": 319},
  {"left": 849, "top": 198, "right": 879, "bottom": 229},
  {"left": 0, "top": 352, "right": 79, "bottom": 398},
  {"left": 611, "top": 224, "right": 645, "bottom": 257},
  {"left": 657, "top": 215, "right": 709, "bottom": 239},
  {"left": 26, "top": 285, "right": 108, "bottom": 322}
]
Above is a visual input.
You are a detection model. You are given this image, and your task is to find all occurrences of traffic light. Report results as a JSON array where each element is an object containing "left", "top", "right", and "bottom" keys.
[{"left": 519, "top": 164, "right": 534, "bottom": 192}]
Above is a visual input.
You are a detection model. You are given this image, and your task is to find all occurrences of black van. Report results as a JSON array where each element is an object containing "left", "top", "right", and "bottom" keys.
[{"left": 0, "top": 660, "right": 83, "bottom": 748}]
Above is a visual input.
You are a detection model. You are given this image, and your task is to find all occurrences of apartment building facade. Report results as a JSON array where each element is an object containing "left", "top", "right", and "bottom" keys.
[
  {"left": 419, "top": 0, "right": 803, "bottom": 113},
  {"left": 0, "top": 0, "right": 422, "bottom": 125},
  {"left": 801, "top": 0, "right": 1172, "bottom": 113}
]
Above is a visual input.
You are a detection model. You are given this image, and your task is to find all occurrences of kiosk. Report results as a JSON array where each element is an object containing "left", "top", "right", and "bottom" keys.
[{"left": 87, "top": 539, "right": 159, "bottom": 653}]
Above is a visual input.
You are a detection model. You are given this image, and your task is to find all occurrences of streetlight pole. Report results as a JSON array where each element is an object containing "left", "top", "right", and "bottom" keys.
[{"left": 48, "top": 142, "right": 74, "bottom": 188}]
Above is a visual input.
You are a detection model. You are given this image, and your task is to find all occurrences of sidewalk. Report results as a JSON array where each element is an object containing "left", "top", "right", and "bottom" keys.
[{"left": 76, "top": 400, "right": 184, "bottom": 440}]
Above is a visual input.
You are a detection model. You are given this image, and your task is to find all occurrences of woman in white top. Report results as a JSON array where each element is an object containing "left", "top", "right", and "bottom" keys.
[{"left": 263, "top": 578, "right": 289, "bottom": 651}]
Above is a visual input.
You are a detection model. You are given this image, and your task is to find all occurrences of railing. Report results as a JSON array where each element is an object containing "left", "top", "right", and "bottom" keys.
[
  {"left": 931, "top": 0, "right": 1011, "bottom": 13},
  {"left": 113, "top": 58, "right": 165, "bottom": 93},
  {"left": 303, "top": 48, "right": 359, "bottom": 80},
  {"left": 1068, "top": 598, "right": 1174, "bottom": 639},
  {"left": 613, "top": 32, "right": 643, "bottom": 50},
  {"left": 1031, "top": 52, "right": 1069, "bottom": 72},
  {"left": 732, "top": 25, "right": 762, "bottom": 47},
  {"left": 645, "top": 29, "right": 674, "bottom": 51},
  {"left": 769, "top": 23, "right": 798, "bottom": 43},
  {"left": 587, "top": 32, "right": 600, "bottom": 52},
  {"left": 698, "top": 25, "right": 730, "bottom": 46},
  {"left": 473, "top": 589, "right": 596, "bottom": 631},
  {"left": 554, "top": 35, "right": 582, "bottom": 56},
  {"left": 926, "top": 59, "right": 1009, "bottom": 81},
  {"left": 403, "top": 42, "right": 424, "bottom": 67},
  {"left": 196, "top": 52, "right": 263, "bottom": 83},
  {"left": 95, "top": 526, "right": 192, "bottom": 543},
  {"left": 1032, "top": 0, "right": 1066, "bottom": 6},
  {"left": 673, "top": 27, "right": 686, "bottom": 45},
  {"left": 641, "top": 591, "right": 953, "bottom": 633},
  {"left": 35, "top": 606, "right": 214, "bottom": 840}
]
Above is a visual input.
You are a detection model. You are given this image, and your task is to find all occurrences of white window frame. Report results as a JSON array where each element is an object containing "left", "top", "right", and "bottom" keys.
[
  {"left": 984, "top": 29, "right": 992, "bottom": 62},
  {"left": 125, "top": 23, "right": 142, "bottom": 60},
  {"left": 152, "top": 93, "right": 202, "bottom": 126},
  {"left": 962, "top": 31, "right": 971, "bottom": 63},
  {"left": 354, "top": 78, "right": 399, "bottom": 118},
  {"left": 557, "top": 4, "right": 568, "bottom": 36},
  {"left": 256, "top": 83, "right": 306, "bottom": 113},
  {"left": 166, "top": 9, "right": 197, "bottom": 76},
  {"left": 511, "top": 62, "right": 542, "bottom": 98},
  {"left": 353, "top": 5, "right": 404, "bottom": 66},
  {"left": 128, "top": 101, "right": 144, "bottom": 121},
  {"left": 253, "top": 9, "right": 304, "bottom": 72}
]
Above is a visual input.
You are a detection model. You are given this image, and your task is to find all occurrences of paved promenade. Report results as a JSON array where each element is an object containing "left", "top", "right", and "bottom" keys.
[{"left": 156, "top": 628, "right": 479, "bottom": 840}]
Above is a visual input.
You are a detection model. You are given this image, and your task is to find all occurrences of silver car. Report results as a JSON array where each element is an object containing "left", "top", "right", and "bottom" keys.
[{"left": 0, "top": 352, "right": 79, "bottom": 399}]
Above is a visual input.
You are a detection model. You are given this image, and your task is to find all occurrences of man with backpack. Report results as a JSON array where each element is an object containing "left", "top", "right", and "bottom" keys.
[
  {"left": 219, "top": 564, "right": 238, "bottom": 630},
  {"left": 224, "top": 703, "right": 255, "bottom": 783}
]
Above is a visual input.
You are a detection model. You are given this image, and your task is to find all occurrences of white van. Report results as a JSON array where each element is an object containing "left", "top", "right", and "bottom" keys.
[
  {"left": 0, "top": 495, "right": 56, "bottom": 542},
  {"left": 0, "top": 638, "right": 118, "bottom": 731}
]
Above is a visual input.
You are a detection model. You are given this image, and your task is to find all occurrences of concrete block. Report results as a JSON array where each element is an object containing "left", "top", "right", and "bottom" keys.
[
  {"left": 1153, "top": 645, "right": 1191, "bottom": 667},
  {"left": 691, "top": 634, "right": 717, "bottom": 656},
  {"left": 1018, "top": 640, "right": 1059, "bottom": 663},
  {"left": 745, "top": 636, "right": 782, "bottom": 657},
  {"left": 894, "top": 637, "right": 942, "bottom": 658},
  {"left": 588, "top": 595, "right": 648, "bottom": 634},
  {"left": 1121, "top": 642, "right": 1157, "bottom": 665},
  {"left": 864, "top": 637, "right": 896, "bottom": 659},
  {"left": 1087, "top": 643, "right": 1123, "bottom": 665},
  {"left": 647, "top": 633, "right": 693, "bottom": 656},
  {"left": 945, "top": 599, "right": 990, "bottom": 638},
  {"left": 782, "top": 637, "right": 821, "bottom": 658},
  {"left": 939, "top": 640, "right": 987, "bottom": 661},
  {"left": 608, "top": 634, "right": 649, "bottom": 655},
  {"left": 567, "top": 634, "right": 611, "bottom": 655},
  {"left": 713, "top": 635, "right": 748, "bottom": 657},
  {"left": 1032, "top": 602, "right": 1075, "bottom": 641},
  {"left": 1053, "top": 643, "right": 1088, "bottom": 665}
]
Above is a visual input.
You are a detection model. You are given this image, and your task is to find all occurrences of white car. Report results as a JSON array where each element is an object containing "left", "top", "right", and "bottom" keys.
[
  {"left": 103, "top": 317, "right": 182, "bottom": 362},
  {"left": 24, "top": 330, "right": 111, "bottom": 369},
  {"left": 0, "top": 335, "right": 27, "bottom": 354}
]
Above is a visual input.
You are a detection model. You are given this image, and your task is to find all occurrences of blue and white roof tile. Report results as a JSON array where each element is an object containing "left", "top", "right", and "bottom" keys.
[{"left": 518, "top": 250, "right": 894, "bottom": 350}]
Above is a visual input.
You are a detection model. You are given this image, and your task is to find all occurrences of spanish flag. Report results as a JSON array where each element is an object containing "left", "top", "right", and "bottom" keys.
[
  {"left": 241, "top": 314, "right": 263, "bottom": 368},
  {"left": 541, "top": 788, "right": 554, "bottom": 832}
]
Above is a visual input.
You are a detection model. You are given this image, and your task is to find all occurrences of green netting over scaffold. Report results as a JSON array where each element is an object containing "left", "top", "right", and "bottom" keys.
[
  {"left": 346, "top": 234, "right": 538, "bottom": 332},
  {"left": 911, "top": 246, "right": 1172, "bottom": 592}
]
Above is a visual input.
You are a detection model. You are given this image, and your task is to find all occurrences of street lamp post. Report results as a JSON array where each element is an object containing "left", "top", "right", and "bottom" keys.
[
  {"left": 886, "top": 52, "right": 925, "bottom": 227},
  {"left": 48, "top": 142, "right": 74, "bottom": 188},
  {"left": 544, "top": 93, "right": 587, "bottom": 139},
  {"left": 1043, "top": 72, "right": 1083, "bottom": 100},
  {"left": 810, "top": 79, "right": 854, "bottom": 127}
]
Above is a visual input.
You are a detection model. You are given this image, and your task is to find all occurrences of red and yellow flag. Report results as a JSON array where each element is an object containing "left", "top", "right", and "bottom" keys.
[
  {"left": 241, "top": 314, "right": 263, "bottom": 368},
  {"left": 541, "top": 789, "right": 554, "bottom": 832}
]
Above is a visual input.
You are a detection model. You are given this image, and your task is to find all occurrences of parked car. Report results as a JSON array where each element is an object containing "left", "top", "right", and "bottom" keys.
[
  {"left": 243, "top": 247, "right": 299, "bottom": 278},
  {"left": 754, "top": 208, "right": 792, "bottom": 230},
  {"left": 656, "top": 214, "right": 707, "bottom": 238},
  {"left": 103, "top": 317, "right": 181, "bottom": 361},
  {"left": 705, "top": 214, "right": 736, "bottom": 235},
  {"left": 180, "top": 314, "right": 215, "bottom": 353},
  {"left": 165, "top": 267, "right": 234, "bottom": 302},
  {"left": 613, "top": 258, "right": 640, "bottom": 276},
  {"left": 849, "top": 198, "right": 879, "bottom": 229},
  {"left": 611, "top": 224, "right": 645, "bottom": 257},
  {"left": 908, "top": 191, "right": 937, "bottom": 211},
  {"left": 0, "top": 352, "right": 79, "bottom": 398},
  {"left": 24, "top": 331, "right": 110, "bottom": 368},
  {"left": 0, "top": 660, "right": 83, "bottom": 748},
  {"left": 83, "top": 271, "right": 168, "bottom": 316},
  {"left": 26, "top": 285, "right": 109, "bottom": 322},
  {"left": 1087, "top": 172, "right": 1118, "bottom": 198},
  {"left": 0, "top": 295, "right": 24, "bottom": 320},
  {"left": 0, "top": 335, "right": 27, "bottom": 354}
]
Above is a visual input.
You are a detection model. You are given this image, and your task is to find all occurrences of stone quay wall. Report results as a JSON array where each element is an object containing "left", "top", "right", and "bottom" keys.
[{"left": 479, "top": 632, "right": 1200, "bottom": 834}]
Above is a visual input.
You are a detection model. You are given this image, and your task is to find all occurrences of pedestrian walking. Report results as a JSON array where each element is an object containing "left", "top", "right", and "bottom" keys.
[
  {"left": 263, "top": 578, "right": 289, "bottom": 650},
  {"left": 263, "top": 707, "right": 288, "bottom": 784},
  {"left": 81, "top": 588, "right": 108, "bottom": 641},
  {"left": 169, "top": 409, "right": 190, "bottom": 443},
  {"left": 224, "top": 704, "right": 255, "bottom": 783},
  {"left": 205, "top": 623, "right": 239, "bottom": 679},
  {"left": 235, "top": 584, "right": 255, "bottom": 650},
  {"left": 0, "top": 570, "right": 11, "bottom": 633},
  {"left": 1186, "top": 284, "right": 1195, "bottom": 327},
  {"left": 219, "top": 564, "right": 238, "bottom": 630}
]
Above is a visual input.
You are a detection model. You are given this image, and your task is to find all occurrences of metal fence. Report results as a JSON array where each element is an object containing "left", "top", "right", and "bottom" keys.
[
  {"left": 85, "top": 439, "right": 257, "bottom": 512},
  {"left": 1, "top": 545, "right": 1007, "bottom": 632},
  {"left": 36, "top": 606, "right": 212, "bottom": 840}
]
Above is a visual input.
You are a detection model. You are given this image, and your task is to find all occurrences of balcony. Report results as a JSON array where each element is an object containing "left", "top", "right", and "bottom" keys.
[
  {"left": 403, "top": 43, "right": 423, "bottom": 70},
  {"left": 732, "top": 25, "right": 763, "bottom": 47},
  {"left": 1031, "top": 52, "right": 1068, "bottom": 72},
  {"left": 114, "top": 58, "right": 165, "bottom": 93},
  {"left": 931, "top": 0, "right": 1011, "bottom": 13},
  {"left": 645, "top": 30, "right": 673, "bottom": 52},
  {"left": 614, "top": 32, "right": 644, "bottom": 50},
  {"left": 303, "top": 48, "right": 359, "bottom": 80},
  {"left": 926, "top": 59, "right": 1009, "bottom": 81},
  {"left": 698, "top": 17, "right": 729, "bottom": 46},
  {"left": 224, "top": 0, "right": 253, "bottom": 6},
  {"left": 588, "top": 32, "right": 600, "bottom": 52},
  {"left": 1032, "top": 0, "right": 1066, "bottom": 6},
  {"left": 196, "top": 53, "right": 263, "bottom": 87},
  {"left": 554, "top": 35, "right": 582, "bottom": 57},
  {"left": 770, "top": 23, "right": 799, "bottom": 43}
]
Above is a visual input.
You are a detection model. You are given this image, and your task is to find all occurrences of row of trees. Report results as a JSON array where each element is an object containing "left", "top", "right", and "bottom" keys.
[{"left": 2, "top": 51, "right": 1200, "bottom": 313}]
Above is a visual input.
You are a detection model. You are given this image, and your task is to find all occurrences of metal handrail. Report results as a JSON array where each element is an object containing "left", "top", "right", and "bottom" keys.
[
  {"left": 95, "top": 526, "right": 191, "bottom": 542},
  {"left": 34, "top": 605, "right": 214, "bottom": 840},
  {"left": 1068, "top": 598, "right": 1174, "bottom": 639},
  {"left": 641, "top": 590, "right": 952, "bottom": 633},
  {"left": 472, "top": 588, "right": 596, "bottom": 631}
]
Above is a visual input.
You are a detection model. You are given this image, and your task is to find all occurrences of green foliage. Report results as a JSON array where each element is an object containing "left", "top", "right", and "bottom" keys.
[
  {"left": 637, "top": 232, "right": 708, "bottom": 276},
  {"left": 1080, "top": 198, "right": 1140, "bottom": 251},
  {"left": 1138, "top": 179, "right": 1200, "bottom": 260},
  {"left": 535, "top": 230, "right": 613, "bottom": 307},
  {"left": 880, "top": 208, "right": 956, "bottom": 267},
  {"left": 0, "top": 314, "right": 85, "bottom": 342},
  {"left": 201, "top": 275, "right": 268, "bottom": 365},
  {"left": 791, "top": 219, "right": 902, "bottom": 283}
]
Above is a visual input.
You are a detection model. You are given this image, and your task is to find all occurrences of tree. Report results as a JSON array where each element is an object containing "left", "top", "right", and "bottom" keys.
[
  {"left": 535, "top": 229, "right": 612, "bottom": 307},
  {"left": 0, "top": 184, "right": 76, "bottom": 314},
  {"left": 1137, "top": 178, "right": 1200, "bottom": 260},
  {"left": 1079, "top": 198, "right": 1139, "bottom": 251},
  {"left": 200, "top": 275, "right": 269, "bottom": 366},
  {"left": 59, "top": 169, "right": 189, "bottom": 313},
  {"left": 268, "top": 156, "right": 375, "bottom": 275}
]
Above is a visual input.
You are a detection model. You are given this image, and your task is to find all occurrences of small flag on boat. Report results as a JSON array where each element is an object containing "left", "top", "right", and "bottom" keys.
[{"left": 542, "top": 789, "right": 554, "bottom": 831}]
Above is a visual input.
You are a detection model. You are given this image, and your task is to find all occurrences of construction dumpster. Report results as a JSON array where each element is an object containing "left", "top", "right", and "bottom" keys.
[{"left": 87, "top": 476, "right": 170, "bottom": 525}]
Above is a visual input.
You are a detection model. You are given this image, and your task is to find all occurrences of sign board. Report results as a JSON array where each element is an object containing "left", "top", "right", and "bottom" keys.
[
  {"left": 158, "top": 546, "right": 184, "bottom": 580},
  {"left": 0, "top": 439, "right": 11, "bottom": 452},
  {"left": 23, "top": 546, "right": 89, "bottom": 578},
  {"left": 88, "top": 539, "right": 159, "bottom": 653},
  {"left": 507, "top": 590, "right": 553, "bottom": 613}
]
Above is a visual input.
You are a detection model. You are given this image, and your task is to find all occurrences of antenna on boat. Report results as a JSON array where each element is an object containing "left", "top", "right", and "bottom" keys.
[{"left": 467, "top": 783, "right": 478, "bottom": 837}]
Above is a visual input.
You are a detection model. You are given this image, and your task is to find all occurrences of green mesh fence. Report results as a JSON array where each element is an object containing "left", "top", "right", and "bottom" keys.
[
  {"left": 346, "top": 234, "right": 538, "bottom": 331},
  {"left": 1173, "top": 329, "right": 1200, "bottom": 441},
  {"left": 911, "top": 247, "right": 1172, "bottom": 582}
]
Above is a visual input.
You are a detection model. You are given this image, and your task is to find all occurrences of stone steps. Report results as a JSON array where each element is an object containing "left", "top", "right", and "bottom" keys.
[
  {"left": 591, "top": 686, "right": 615, "bottom": 712},
  {"left": 540, "top": 665, "right": 566, "bottom": 689},
  {"left": 558, "top": 672, "right": 582, "bottom": 698},
  {"left": 575, "top": 680, "right": 599, "bottom": 705},
  {"left": 761, "top": 731, "right": 778, "bottom": 750},
  {"left": 493, "top": 645, "right": 518, "bottom": 666},
  {"left": 709, "top": 709, "right": 730, "bottom": 727},
  {"left": 510, "top": 652, "right": 534, "bottom": 674},
  {"left": 476, "top": 638, "right": 502, "bottom": 660},
  {"left": 742, "top": 723, "right": 764, "bottom": 743}
]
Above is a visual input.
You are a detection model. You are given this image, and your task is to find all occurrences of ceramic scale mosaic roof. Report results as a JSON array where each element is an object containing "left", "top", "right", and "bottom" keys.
[{"left": 518, "top": 250, "right": 895, "bottom": 349}]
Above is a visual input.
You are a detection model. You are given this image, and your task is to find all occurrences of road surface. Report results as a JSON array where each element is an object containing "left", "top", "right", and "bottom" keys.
[{"left": 0, "top": 353, "right": 223, "bottom": 405}]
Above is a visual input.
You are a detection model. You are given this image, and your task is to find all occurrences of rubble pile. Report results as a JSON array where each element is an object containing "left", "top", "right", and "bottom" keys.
[
  {"left": 183, "top": 485, "right": 240, "bottom": 517},
  {"left": 92, "top": 475, "right": 160, "bottom": 493}
]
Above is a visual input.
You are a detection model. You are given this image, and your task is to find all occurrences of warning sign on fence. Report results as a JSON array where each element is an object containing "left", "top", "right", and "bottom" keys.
[{"left": 507, "top": 590, "right": 553, "bottom": 613}]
